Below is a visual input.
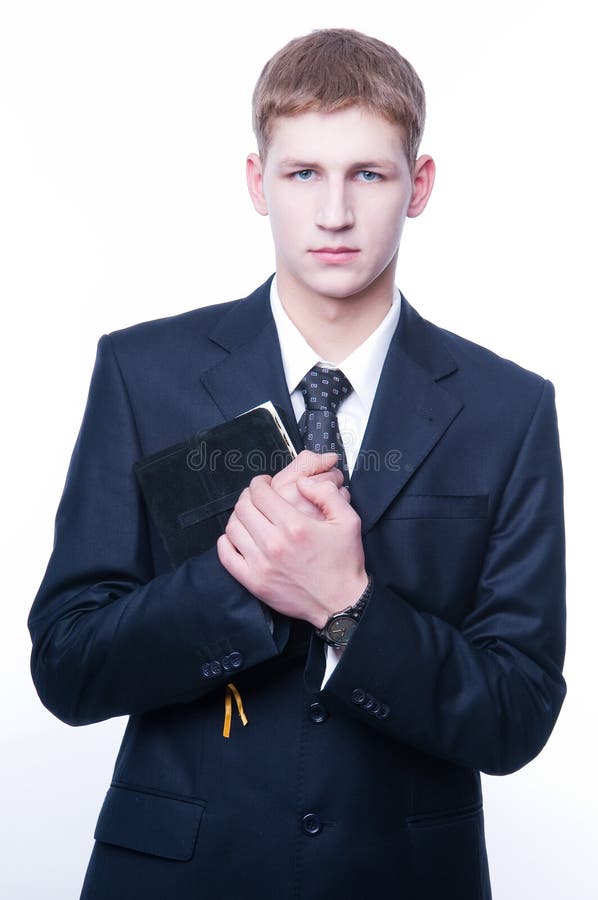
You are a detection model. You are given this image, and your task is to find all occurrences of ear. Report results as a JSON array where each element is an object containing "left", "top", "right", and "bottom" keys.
[
  {"left": 246, "top": 153, "right": 269, "bottom": 216},
  {"left": 407, "top": 154, "right": 436, "bottom": 218}
]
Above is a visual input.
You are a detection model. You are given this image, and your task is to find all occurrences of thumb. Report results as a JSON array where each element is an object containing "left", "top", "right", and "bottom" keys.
[
  {"left": 272, "top": 450, "right": 339, "bottom": 493},
  {"left": 296, "top": 474, "right": 345, "bottom": 520},
  {"left": 292, "top": 449, "right": 340, "bottom": 477}
]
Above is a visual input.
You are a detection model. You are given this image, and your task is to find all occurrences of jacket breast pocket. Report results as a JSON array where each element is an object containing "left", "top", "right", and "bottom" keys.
[
  {"left": 94, "top": 783, "right": 206, "bottom": 861},
  {"left": 382, "top": 493, "right": 489, "bottom": 520}
]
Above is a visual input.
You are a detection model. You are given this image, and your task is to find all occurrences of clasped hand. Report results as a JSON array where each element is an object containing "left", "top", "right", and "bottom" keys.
[{"left": 216, "top": 450, "right": 368, "bottom": 628}]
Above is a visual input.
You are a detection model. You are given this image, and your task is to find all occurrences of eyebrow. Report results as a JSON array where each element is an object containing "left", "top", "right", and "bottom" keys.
[{"left": 278, "top": 157, "right": 398, "bottom": 171}]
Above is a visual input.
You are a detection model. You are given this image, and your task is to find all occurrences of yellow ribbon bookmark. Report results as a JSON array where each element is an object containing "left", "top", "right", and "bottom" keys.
[{"left": 223, "top": 682, "right": 248, "bottom": 738}]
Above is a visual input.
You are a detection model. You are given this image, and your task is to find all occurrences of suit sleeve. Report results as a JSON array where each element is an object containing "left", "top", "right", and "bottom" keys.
[
  {"left": 322, "top": 378, "right": 566, "bottom": 776},
  {"left": 28, "top": 333, "right": 289, "bottom": 727}
]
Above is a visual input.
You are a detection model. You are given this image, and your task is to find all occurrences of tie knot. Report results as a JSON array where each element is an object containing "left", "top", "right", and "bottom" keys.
[{"left": 299, "top": 365, "right": 353, "bottom": 412}]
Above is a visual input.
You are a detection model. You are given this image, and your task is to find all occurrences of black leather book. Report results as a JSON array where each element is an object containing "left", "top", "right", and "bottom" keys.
[{"left": 134, "top": 403, "right": 298, "bottom": 568}]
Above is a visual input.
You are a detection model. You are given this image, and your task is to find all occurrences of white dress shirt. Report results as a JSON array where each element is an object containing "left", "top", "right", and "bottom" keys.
[{"left": 269, "top": 273, "right": 402, "bottom": 687}]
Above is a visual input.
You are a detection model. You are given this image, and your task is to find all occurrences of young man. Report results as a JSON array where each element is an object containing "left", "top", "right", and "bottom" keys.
[{"left": 28, "top": 28, "right": 566, "bottom": 900}]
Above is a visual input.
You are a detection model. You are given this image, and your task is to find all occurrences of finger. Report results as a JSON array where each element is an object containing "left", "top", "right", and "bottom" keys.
[
  {"left": 270, "top": 467, "right": 342, "bottom": 503},
  {"left": 233, "top": 487, "right": 279, "bottom": 545},
  {"left": 308, "top": 467, "right": 345, "bottom": 488},
  {"left": 269, "top": 479, "right": 327, "bottom": 520},
  {"left": 247, "top": 477, "right": 302, "bottom": 528},
  {"left": 272, "top": 449, "right": 339, "bottom": 489},
  {"left": 296, "top": 476, "right": 352, "bottom": 521},
  {"left": 216, "top": 532, "right": 249, "bottom": 583},
  {"left": 224, "top": 509, "right": 260, "bottom": 562}
]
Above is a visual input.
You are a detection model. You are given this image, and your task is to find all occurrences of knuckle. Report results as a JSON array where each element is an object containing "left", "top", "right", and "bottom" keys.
[
  {"left": 349, "top": 513, "right": 362, "bottom": 535},
  {"left": 279, "top": 485, "right": 296, "bottom": 504},
  {"left": 287, "top": 520, "right": 305, "bottom": 542},
  {"left": 265, "top": 537, "right": 284, "bottom": 560},
  {"left": 235, "top": 490, "right": 248, "bottom": 510},
  {"left": 250, "top": 475, "right": 269, "bottom": 491},
  {"left": 295, "top": 451, "right": 308, "bottom": 473},
  {"left": 297, "top": 448, "right": 317, "bottom": 472}
]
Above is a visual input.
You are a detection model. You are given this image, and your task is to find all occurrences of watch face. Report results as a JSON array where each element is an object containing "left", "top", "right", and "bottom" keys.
[{"left": 327, "top": 615, "right": 358, "bottom": 645}]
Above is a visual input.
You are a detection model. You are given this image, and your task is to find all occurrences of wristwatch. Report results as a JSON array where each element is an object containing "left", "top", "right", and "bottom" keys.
[{"left": 315, "top": 574, "right": 374, "bottom": 649}]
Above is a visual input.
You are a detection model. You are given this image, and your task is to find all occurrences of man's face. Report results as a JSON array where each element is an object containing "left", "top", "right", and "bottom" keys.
[{"left": 247, "top": 105, "right": 433, "bottom": 307}]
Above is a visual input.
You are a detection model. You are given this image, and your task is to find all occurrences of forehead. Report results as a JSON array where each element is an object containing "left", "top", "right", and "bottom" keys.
[{"left": 266, "top": 106, "right": 407, "bottom": 166}]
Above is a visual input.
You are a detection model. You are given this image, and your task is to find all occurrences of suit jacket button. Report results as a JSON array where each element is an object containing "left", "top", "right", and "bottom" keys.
[
  {"left": 210, "top": 660, "right": 222, "bottom": 676},
  {"left": 368, "top": 699, "right": 381, "bottom": 715},
  {"left": 302, "top": 813, "right": 322, "bottom": 835},
  {"left": 229, "top": 651, "right": 243, "bottom": 669},
  {"left": 309, "top": 701, "right": 328, "bottom": 724},
  {"left": 351, "top": 688, "right": 366, "bottom": 706},
  {"left": 363, "top": 693, "right": 375, "bottom": 711},
  {"left": 376, "top": 703, "right": 391, "bottom": 720},
  {"left": 201, "top": 662, "right": 213, "bottom": 678}
]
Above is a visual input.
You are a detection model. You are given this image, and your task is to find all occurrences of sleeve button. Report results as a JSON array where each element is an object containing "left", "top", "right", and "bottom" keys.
[{"left": 351, "top": 688, "right": 366, "bottom": 706}]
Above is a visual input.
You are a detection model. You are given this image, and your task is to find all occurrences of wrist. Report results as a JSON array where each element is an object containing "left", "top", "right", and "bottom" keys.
[
  {"left": 313, "top": 570, "right": 369, "bottom": 630},
  {"left": 313, "top": 572, "right": 373, "bottom": 647}
]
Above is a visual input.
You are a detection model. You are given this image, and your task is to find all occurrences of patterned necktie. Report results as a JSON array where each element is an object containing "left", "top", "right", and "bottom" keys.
[{"left": 298, "top": 365, "right": 354, "bottom": 487}]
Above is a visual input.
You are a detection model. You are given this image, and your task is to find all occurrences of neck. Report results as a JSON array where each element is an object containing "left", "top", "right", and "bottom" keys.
[{"left": 276, "top": 266, "right": 396, "bottom": 364}]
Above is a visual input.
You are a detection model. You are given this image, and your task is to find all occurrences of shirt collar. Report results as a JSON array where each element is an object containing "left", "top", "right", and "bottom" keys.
[{"left": 269, "top": 273, "right": 401, "bottom": 412}]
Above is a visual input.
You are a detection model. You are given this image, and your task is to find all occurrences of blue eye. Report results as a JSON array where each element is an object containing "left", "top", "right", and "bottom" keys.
[{"left": 290, "top": 168, "right": 381, "bottom": 182}]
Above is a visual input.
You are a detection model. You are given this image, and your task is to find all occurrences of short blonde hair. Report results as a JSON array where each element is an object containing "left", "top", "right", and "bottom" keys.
[{"left": 252, "top": 28, "right": 426, "bottom": 172}]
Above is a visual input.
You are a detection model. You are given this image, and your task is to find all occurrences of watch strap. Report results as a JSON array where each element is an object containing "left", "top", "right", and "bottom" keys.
[{"left": 315, "top": 573, "right": 374, "bottom": 646}]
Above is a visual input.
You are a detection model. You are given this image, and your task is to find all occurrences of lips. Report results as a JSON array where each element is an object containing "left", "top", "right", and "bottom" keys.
[
  {"left": 310, "top": 247, "right": 360, "bottom": 264},
  {"left": 312, "top": 246, "right": 358, "bottom": 253}
]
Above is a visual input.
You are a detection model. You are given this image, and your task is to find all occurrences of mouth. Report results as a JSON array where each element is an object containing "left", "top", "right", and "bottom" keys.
[{"left": 310, "top": 247, "right": 360, "bottom": 264}]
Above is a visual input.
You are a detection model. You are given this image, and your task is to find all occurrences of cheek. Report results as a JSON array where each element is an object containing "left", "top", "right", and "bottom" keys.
[
  {"left": 368, "top": 201, "right": 407, "bottom": 247},
  {"left": 268, "top": 194, "right": 302, "bottom": 230},
  {"left": 268, "top": 202, "right": 310, "bottom": 256}
]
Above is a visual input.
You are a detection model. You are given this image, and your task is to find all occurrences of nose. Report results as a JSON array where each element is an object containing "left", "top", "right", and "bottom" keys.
[{"left": 314, "top": 179, "right": 355, "bottom": 230}]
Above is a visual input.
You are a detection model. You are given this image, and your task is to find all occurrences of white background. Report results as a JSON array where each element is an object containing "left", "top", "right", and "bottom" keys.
[{"left": 1, "top": 1, "right": 595, "bottom": 896}]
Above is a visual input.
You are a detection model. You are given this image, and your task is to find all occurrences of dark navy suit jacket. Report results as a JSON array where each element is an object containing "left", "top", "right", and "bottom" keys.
[{"left": 28, "top": 273, "right": 566, "bottom": 899}]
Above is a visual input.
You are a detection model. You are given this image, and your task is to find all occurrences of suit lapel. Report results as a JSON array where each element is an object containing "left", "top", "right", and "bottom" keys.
[
  {"left": 199, "top": 274, "right": 303, "bottom": 453},
  {"left": 350, "top": 298, "right": 463, "bottom": 535}
]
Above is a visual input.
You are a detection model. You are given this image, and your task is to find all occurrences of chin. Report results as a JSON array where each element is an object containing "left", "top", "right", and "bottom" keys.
[
  {"left": 319, "top": 280, "right": 379, "bottom": 302},
  {"left": 305, "top": 271, "right": 376, "bottom": 300}
]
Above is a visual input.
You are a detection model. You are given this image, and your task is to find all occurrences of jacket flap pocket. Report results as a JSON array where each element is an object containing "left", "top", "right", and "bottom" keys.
[
  {"left": 383, "top": 493, "right": 488, "bottom": 520},
  {"left": 406, "top": 799, "right": 483, "bottom": 829},
  {"left": 94, "top": 785, "right": 205, "bottom": 861}
]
